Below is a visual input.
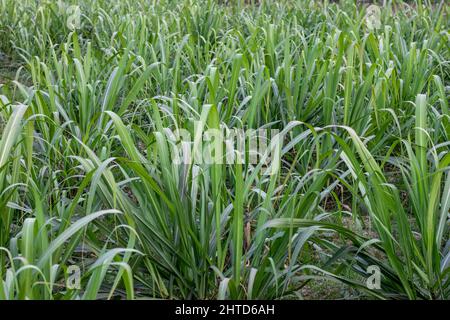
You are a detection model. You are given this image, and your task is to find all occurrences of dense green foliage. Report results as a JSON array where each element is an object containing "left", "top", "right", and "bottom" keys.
[{"left": 0, "top": 0, "right": 449, "bottom": 299}]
